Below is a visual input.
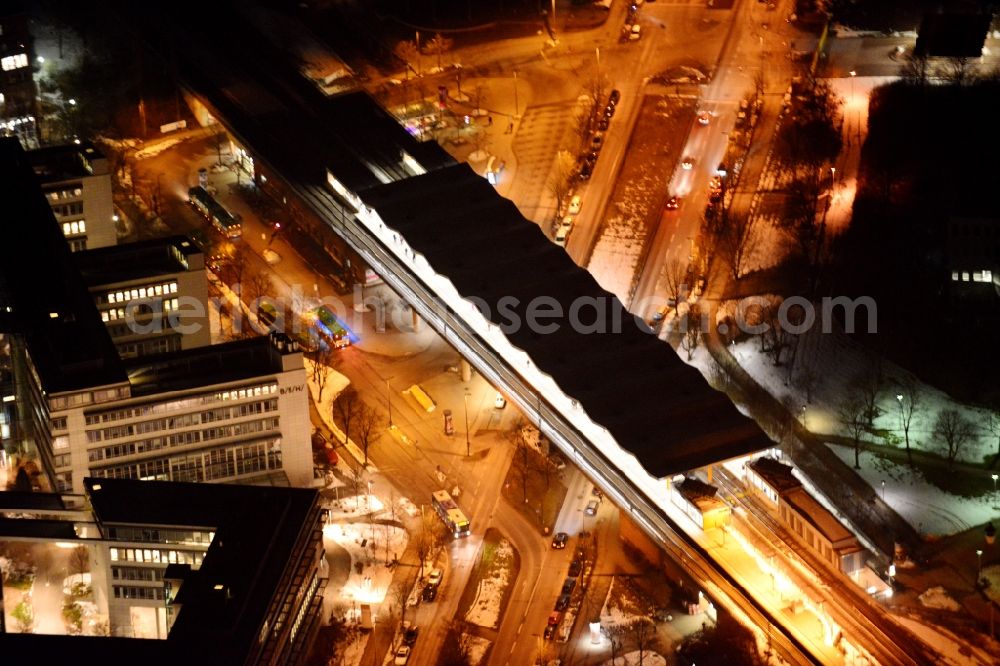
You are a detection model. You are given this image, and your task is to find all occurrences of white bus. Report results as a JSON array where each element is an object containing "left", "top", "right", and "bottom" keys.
[{"left": 431, "top": 490, "right": 470, "bottom": 538}]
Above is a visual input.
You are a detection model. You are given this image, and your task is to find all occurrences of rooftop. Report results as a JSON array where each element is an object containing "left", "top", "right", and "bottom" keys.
[
  {"left": 783, "top": 487, "right": 859, "bottom": 549},
  {"left": 747, "top": 456, "right": 802, "bottom": 494},
  {"left": 26, "top": 141, "right": 109, "bottom": 182},
  {"left": 122, "top": 334, "right": 299, "bottom": 397},
  {"left": 0, "top": 138, "right": 126, "bottom": 394},
  {"left": 74, "top": 235, "right": 202, "bottom": 286},
  {"left": 359, "top": 164, "right": 774, "bottom": 478},
  {"left": 676, "top": 477, "right": 728, "bottom": 513}
]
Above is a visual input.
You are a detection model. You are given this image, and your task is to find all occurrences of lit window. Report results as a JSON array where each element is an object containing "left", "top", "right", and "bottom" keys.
[
  {"left": 985, "top": 270, "right": 993, "bottom": 282},
  {"left": 962, "top": 272, "right": 970, "bottom": 282},
  {"left": 63, "top": 222, "right": 70, "bottom": 236},
  {"left": 79, "top": 219, "right": 86, "bottom": 233},
  {"left": 1, "top": 53, "right": 28, "bottom": 71},
  {"left": 110, "top": 548, "right": 119, "bottom": 561}
]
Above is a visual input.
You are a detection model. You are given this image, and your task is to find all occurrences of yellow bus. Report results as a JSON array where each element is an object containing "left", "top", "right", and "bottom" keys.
[{"left": 407, "top": 384, "right": 436, "bottom": 413}]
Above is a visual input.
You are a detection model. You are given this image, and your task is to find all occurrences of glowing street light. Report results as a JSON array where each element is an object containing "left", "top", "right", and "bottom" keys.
[
  {"left": 881, "top": 479, "right": 886, "bottom": 502},
  {"left": 977, "top": 549, "right": 984, "bottom": 584},
  {"left": 992, "top": 473, "right": 999, "bottom": 509}
]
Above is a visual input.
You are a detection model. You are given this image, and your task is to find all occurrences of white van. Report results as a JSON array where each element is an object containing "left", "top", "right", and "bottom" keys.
[
  {"left": 630, "top": 24, "right": 642, "bottom": 41},
  {"left": 555, "top": 218, "right": 573, "bottom": 246}
]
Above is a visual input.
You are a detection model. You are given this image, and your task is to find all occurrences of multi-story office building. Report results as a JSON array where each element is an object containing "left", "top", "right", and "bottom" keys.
[
  {"left": 74, "top": 235, "right": 212, "bottom": 357},
  {"left": 0, "top": 477, "right": 327, "bottom": 660},
  {"left": 0, "top": 1, "right": 39, "bottom": 147},
  {"left": 0, "top": 137, "right": 312, "bottom": 495},
  {"left": 27, "top": 141, "right": 116, "bottom": 251}
]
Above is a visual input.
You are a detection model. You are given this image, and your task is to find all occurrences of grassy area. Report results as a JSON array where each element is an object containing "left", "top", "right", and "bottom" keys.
[
  {"left": 501, "top": 445, "right": 568, "bottom": 534},
  {"left": 456, "top": 528, "right": 520, "bottom": 631}
]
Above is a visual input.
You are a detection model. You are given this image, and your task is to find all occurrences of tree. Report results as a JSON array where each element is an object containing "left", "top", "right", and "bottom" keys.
[
  {"left": 70, "top": 545, "right": 89, "bottom": 579},
  {"left": 853, "top": 363, "right": 883, "bottom": 428},
  {"left": 894, "top": 377, "right": 920, "bottom": 464},
  {"left": 548, "top": 150, "right": 576, "bottom": 215},
  {"left": 774, "top": 80, "right": 842, "bottom": 179},
  {"left": 941, "top": 56, "right": 975, "bottom": 87},
  {"left": 425, "top": 33, "right": 453, "bottom": 72},
  {"left": 900, "top": 52, "right": 932, "bottom": 87},
  {"left": 715, "top": 211, "right": 759, "bottom": 280},
  {"left": 987, "top": 410, "right": 1000, "bottom": 467},
  {"left": 438, "top": 621, "right": 470, "bottom": 666},
  {"left": 355, "top": 402, "right": 383, "bottom": 467},
  {"left": 244, "top": 272, "right": 273, "bottom": 316},
  {"left": 628, "top": 617, "right": 656, "bottom": 664},
  {"left": 333, "top": 386, "right": 361, "bottom": 452},
  {"left": 13, "top": 598, "right": 33, "bottom": 633},
  {"left": 661, "top": 259, "right": 688, "bottom": 317},
  {"left": 472, "top": 83, "right": 488, "bottom": 117},
  {"left": 63, "top": 599, "right": 84, "bottom": 635},
  {"left": 676, "top": 615, "right": 763, "bottom": 666},
  {"left": 311, "top": 345, "right": 335, "bottom": 403},
  {"left": 394, "top": 40, "right": 420, "bottom": 79},
  {"left": 679, "top": 303, "right": 703, "bottom": 361},
  {"left": 934, "top": 409, "right": 976, "bottom": 470},
  {"left": 839, "top": 397, "right": 868, "bottom": 469}
]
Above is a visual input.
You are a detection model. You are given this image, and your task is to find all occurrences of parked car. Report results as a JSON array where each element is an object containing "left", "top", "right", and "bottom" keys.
[
  {"left": 585, "top": 499, "right": 599, "bottom": 516},
  {"left": 394, "top": 645, "right": 411, "bottom": 665},
  {"left": 402, "top": 623, "right": 419, "bottom": 645},
  {"left": 609, "top": 89, "right": 621, "bottom": 106},
  {"left": 561, "top": 577, "right": 577, "bottom": 595},
  {"left": 552, "top": 532, "right": 569, "bottom": 549},
  {"left": 597, "top": 117, "right": 609, "bottom": 131},
  {"left": 494, "top": 392, "right": 507, "bottom": 409},
  {"left": 591, "top": 486, "right": 604, "bottom": 499},
  {"left": 555, "top": 594, "right": 571, "bottom": 611},
  {"left": 681, "top": 156, "right": 694, "bottom": 170},
  {"left": 544, "top": 624, "right": 557, "bottom": 640},
  {"left": 421, "top": 585, "right": 438, "bottom": 602},
  {"left": 568, "top": 195, "right": 582, "bottom": 215},
  {"left": 604, "top": 104, "right": 615, "bottom": 118},
  {"left": 578, "top": 161, "right": 593, "bottom": 180},
  {"left": 591, "top": 133, "right": 604, "bottom": 150},
  {"left": 568, "top": 559, "right": 583, "bottom": 577},
  {"left": 630, "top": 24, "right": 642, "bottom": 41},
  {"left": 585, "top": 149, "right": 599, "bottom": 164},
  {"left": 548, "top": 611, "right": 562, "bottom": 626},
  {"left": 666, "top": 195, "right": 680, "bottom": 210},
  {"left": 427, "top": 569, "right": 443, "bottom": 587}
]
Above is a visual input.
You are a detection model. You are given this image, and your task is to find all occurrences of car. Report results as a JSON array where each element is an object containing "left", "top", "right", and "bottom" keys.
[
  {"left": 568, "top": 558, "right": 583, "bottom": 577},
  {"left": 585, "top": 499, "right": 599, "bottom": 516},
  {"left": 578, "top": 162, "right": 593, "bottom": 181},
  {"left": 608, "top": 89, "right": 621, "bottom": 106},
  {"left": 402, "top": 623, "right": 419, "bottom": 645},
  {"left": 666, "top": 195, "right": 680, "bottom": 210},
  {"left": 681, "top": 156, "right": 694, "bottom": 170},
  {"left": 426, "top": 569, "right": 442, "bottom": 587},
  {"left": 597, "top": 117, "right": 609, "bottom": 131},
  {"left": 591, "top": 133, "right": 604, "bottom": 150},
  {"left": 548, "top": 611, "right": 562, "bottom": 626},
  {"left": 549, "top": 451, "right": 567, "bottom": 469},
  {"left": 561, "top": 577, "right": 577, "bottom": 595},
  {"left": 604, "top": 104, "right": 615, "bottom": 118},
  {"left": 697, "top": 111, "right": 711, "bottom": 126},
  {"left": 585, "top": 150, "right": 599, "bottom": 164},
  {"left": 630, "top": 24, "right": 642, "bottom": 41},
  {"left": 568, "top": 195, "right": 582, "bottom": 215},
  {"left": 591, "top": 486, "right": 604, "bottom": 499},
  {"left": 709, "top": 189, "right": 722, "bottom": 203},
  {"left": 494, "top": 392, "right": 507, "bottom": 409},
  {"left": 394, "top": 645, "right": 411, "bottom": 665},
  {"left": 555, "top": 222, "right": 572, "bottom": 247},
  {"left": 709, "top": 175, "right": 723, "bottom": 191},
  {"left": 544, "top": 623, "right": 557, "bottom": 640},
  {"left": 421, "top": 585, "right": 438, "bottom": 602},
  {"left": 555, "top": 594, "right": 571, "bottom": 611},
  {"left": 551, "top": 532, "right": 569, "bottom": 549}
]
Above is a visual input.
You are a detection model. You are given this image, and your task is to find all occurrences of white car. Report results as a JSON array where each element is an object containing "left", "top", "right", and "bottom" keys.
[
  {"left": 630, "top": 24, "right": 642, "bottom": 41},
  {"left": 394, "top": 646, "right": 411, "bottom": 665},
  {"left": 681, "top": 156, "right": 694, "bottom": 170},
  {"left": 555, "top": 217, "right": 573, "bottom": 246},
  {"left": 568, "top": 195, "right": 582, "bottom": 215},
  {"left": 426, "top": 569, "right": 442, "bottom": 587},
  {"left": 494, "top": 392, "right": 507, "bottom": 409},
  {"left": 697, "top": 111, "right": 711, "bottom": 126}
]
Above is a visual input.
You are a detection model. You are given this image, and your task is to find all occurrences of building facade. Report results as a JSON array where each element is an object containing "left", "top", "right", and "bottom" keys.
[
  {"left": 75, "top": 236, "right": 212, "bottom": 358},
  {"left": 27, "top": 142, "right": 116, "bottom": 251},
  {"left": 48, "top": 334, "right": 313, "bottom": 494},
  {"left": 0, "top": 1, "right": 39, "bottom": 147}
]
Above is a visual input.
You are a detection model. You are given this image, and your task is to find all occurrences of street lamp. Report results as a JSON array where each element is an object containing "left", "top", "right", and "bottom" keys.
[
  {"left": 385, "top": 377, "right": 394, "bottom": 428},
  {"left": 849, "top": 70, "right": 856, "bottom": 103},
  {"left": 977, "top": 548, "right": 984, "bottom": 584},
  {"left": 463, "top": 388, "right": 471, "bottom": 457},
  {"left": 993, "top": 473, "right": 999, "bottom": 509},
  {"left": 881, "top": 480, "right": 886, "bottom": 502}
]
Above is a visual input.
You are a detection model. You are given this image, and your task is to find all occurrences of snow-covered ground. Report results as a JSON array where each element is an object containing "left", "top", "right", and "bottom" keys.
[
  {"left": 726, "top": 316, "right": 998, "bottom": 465},
  {"left": 465, "top": 537, "right": 514, "bottom": 629},
  {"left": 918, "top": 586, "right": 961, "bottom": 612},
  {"left": 323, "top": 522, "right": 408, "bottom": 605},
  {"left": 464, "top": 634, "right": 492, "bottom": 666},
  {"left": 601, "top": 651, "right": 667, "bottom": 666},
  {"left": 305, "top": 358, "right": 352, "bottom": 429},
  {"left": 326, "top": 494, "right": 384, "bottom": 519}
]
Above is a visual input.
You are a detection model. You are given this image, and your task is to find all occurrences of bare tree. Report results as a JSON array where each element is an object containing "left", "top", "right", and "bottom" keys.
[
  {"left": 900, "top": 52, "right": 932, "bottom": 87},
  {"left": 393, "top": 40, "right": 420, "bottom": 79},
  {"left": 425, "top": 33, "right": 454, "bottom": 72},
  {"left": 628, "top": 617, "right": 656, "bottom": 665},
  {"left": 244, "top": 271, "right": 273, "bottom": 314},
  {"left": 716, "top": 211, "right": 759, "bottom": 280},
  {"left": 311, "top": 345, "right": 336, "bottom": 403},
  {"left": 438, "top": 621, "right": 470, "bottom": 666},
  {"left": 679, "top": 303, "right": 703, "bottom": 361},
  {"left": 940, "top": 56, "right": 975, "bottom": 87},
  {"left": 934, "top": 409, "right": 976, "bottom": 470},
  {"left": 661, "top": 259, "right": 688, "bottom": 315},
  {"left": 839, "top": 397, "right": 868, "bottom": 469},
  {"left": 70, "top": 546, "right": 89, "bottom": 579},
  {"left": 853, "top": 363, "right": 883, "bottom": 428},
  {"left": 548, "top": 150, "right": 577, "bottom": 216},
  {"left": 333, "top": 386, "right": 362, "bottom": 451},
  {"left": 987, "top": 410, "right": 1000, "bottom": 467},
  {"left": 355, "top": 402, "right": 383, "bottom": 467},
  {"left": 473, "top": 83, "right": 488, "bottom": 116},
  {"left": 894, "top": 377, "right": 920, "bottom": 464}
]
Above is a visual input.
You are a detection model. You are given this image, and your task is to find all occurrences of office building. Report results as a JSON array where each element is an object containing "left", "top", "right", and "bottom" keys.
[
  {"left": 0, "top": 477, "right": 327, "bottom": 661},
  {"left": 0, "top": 0, "right": 38, "bottom": 146},
  {"left": 27, "top": 141, "right": 116, "bottom": 251},
  {"left": 74, "top": 235, "right": 212, "bottom": 357}
]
